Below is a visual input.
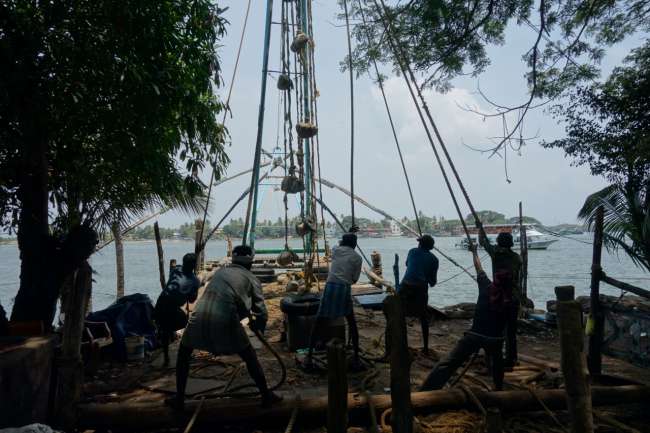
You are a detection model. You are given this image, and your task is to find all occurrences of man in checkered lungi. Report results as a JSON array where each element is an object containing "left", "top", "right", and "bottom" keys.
[{"left": 306, "top": 233, "right": 362, "bottom": 368}]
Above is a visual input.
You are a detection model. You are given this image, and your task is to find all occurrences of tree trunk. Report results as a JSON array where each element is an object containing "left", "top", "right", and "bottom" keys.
[
  {"left": 11, "top": 121, "right": 50, "bottom": 326},
  {"left": 55, "top": 261, "right": 92, "bottom": 429},
  {"left": 112, "top": 223, "right": 125, "bottom": 299}
]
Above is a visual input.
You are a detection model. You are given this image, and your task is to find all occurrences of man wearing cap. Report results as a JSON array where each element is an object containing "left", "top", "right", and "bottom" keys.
[
  {"left": 154, "top": 253, "right": 200, "bottom": 366},
  {"left": 306, "top": 232, "right": 363, "bottom": 368},
  {"left": 477, "top": 223, "right": 522, "bottom": 367},
  {"left": 166, "top": 245, "right": 281, "bottom": 410},
  {"left": 398, "top": 234, "right": 439, "bottom": 355}
]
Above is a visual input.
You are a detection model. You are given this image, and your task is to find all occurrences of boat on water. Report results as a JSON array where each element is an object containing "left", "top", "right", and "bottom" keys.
[{"left": 455, "top": 226, "right": 558, "bottom": 250}]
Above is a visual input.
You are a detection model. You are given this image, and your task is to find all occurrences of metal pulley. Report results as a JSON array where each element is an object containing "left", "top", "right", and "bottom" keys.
[
  {"left": 277, "top": 74, "right": 293, "bottom": 91},
  {"left": 280, "top": 174, "right": 305, "bottom": 194},
  {"left": 296, "top": 122, "right": 318, "bottom": 139},
  {"left": 290, "top": 32, "right": 310, "bottom": 53}
]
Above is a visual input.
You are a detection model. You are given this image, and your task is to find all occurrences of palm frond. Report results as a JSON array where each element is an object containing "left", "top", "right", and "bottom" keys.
[{"left": 579, "top": 183, "right": 650, "bottom": 272}]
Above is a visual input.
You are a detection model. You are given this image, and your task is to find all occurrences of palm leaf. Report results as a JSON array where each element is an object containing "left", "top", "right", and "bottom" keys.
[{"left": 579, "top": 183, "right": 650, "bottom": 272}]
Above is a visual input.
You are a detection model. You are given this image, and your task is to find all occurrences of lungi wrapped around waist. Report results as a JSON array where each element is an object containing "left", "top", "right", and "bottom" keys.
[
  {"left": 180, "top": 291, "right": 251, "bottom": 355},
  {"left": 398, "top": 279, "right": 428, "bottom": 317},
  {"left": 317, "top": 281, "right": 353, "bottom": 319}
]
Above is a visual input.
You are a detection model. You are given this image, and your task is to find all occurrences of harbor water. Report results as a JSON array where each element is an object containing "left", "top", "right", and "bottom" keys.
[{"left": 0, "top": 235, "right": 648, "bottom": 314}]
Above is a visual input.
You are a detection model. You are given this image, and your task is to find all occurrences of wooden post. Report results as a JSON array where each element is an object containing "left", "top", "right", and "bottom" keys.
[
  {"left": 195, "top": 219, "right": 205, "bottom": 271},
  {"left": 327, "top": 339, "right": 348, "bottom": 433},
  {"left": 518, "top": 202, "right": 528, "bottom": 307},
  {"left": 588, "top": 206, "right": 604, "bottom": 376},
  {"left": 371, "top": 251, "right": 383, "bottom": 288},
  {"left": 555, "top": 285, "right": 594, "bottom": 433},
  {"left": 384, "top": 294, "right": 413, "bottom": 433},
  {"left": 112, "top": 222, "right": 125, "bottom": 299},
  {"left": 55, "top": 261, "right": 92, "bottom": 429},
  {"left": 154, "top": 222, "right": 166, "bottom": 290},
  {"left": 169, "top": 259, "right": 177, "bottom": 275}
]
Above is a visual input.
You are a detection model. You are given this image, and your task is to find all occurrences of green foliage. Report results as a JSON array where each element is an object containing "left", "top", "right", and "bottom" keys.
[
  {"left": 465, "top": 210, "right": 506, "bottom": 225},
  {"left": 0, "top": 0, "right": 230, "bottom": 233},
  {"left": 346, "top": 0, "right": 649, "bottom": 96},
  {"left": 506, "top": 216, "right": 542, "bottom": 225},
  {"left": 543, "top": 41, "right": 650, "bottom": 186},
  {"left": 579, "top": 183, "right": 650, "bottom": 272}
]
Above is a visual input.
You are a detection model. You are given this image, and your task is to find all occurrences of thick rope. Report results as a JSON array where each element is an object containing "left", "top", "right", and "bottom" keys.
[
  {"left": 375, "top": 0, "right": 482, "bottom": 228},
  {"left": 356, "top": 0, "right": 422, "bottom": 236},
  {"left": 198, "top": 0, "right": 253, "bottom": 249},
  {"left": 343, "top": 0, "right": 356, "bottom": 229},
  {"left": 369, "top": 0, "right": 475, "bottom": 243}
]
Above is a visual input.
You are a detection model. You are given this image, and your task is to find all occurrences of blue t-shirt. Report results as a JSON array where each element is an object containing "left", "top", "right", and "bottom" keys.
[{"left": 401, "top": 247, "right": 439, "bottom": 287}]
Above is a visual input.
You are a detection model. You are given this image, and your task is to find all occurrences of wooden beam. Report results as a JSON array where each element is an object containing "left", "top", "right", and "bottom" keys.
[
  {"left": 77, "top": 386, "right": 650, "bottom": 431},
  {"left": 588, "top": 206, "right": 605, "bottom": 375},
  {"left": 555, "top": 285, "right": 594, "bottom": 433}
]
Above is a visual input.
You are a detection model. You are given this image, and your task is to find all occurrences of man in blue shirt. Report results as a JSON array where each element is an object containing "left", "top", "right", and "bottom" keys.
[
  {"left": 399, "top": 234, "right": 439, "bottom": 354},
  {"left": 154, "top": 253, "right": 200, "bottom": 366}
]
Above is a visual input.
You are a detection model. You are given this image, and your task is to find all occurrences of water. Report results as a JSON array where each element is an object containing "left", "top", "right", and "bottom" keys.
[{"left": 1, "top": 235, "right": 649, "bottom": 314}]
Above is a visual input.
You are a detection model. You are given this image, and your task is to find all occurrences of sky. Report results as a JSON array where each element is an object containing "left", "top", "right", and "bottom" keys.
[{"left": 156, "top": 0, "right": 645, "bottom": 229}]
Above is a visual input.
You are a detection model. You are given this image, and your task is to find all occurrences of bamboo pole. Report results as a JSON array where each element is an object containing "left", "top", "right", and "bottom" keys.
[
  {"left": 154, "top": 222, "right": 166, "bottom": 290},
  {"left": 327, "top": 339, "right": 348, "bottom": 433},
  {"left": 112, "top": 222, "right": 125, "bottom": 299},
  {"left": 385, "top": 294, "right": 413, "bottom": 433},
  {"left": 55, "top": 262, "right": 92, "bottom": 429},
  {"left": 555, "top": 285, "right": 594, "bottom": 433},
  {"left": 588, "top": 206, "right": 604, "bottom": 376},
  {"left": 76, "top": 385, "right": 650, "bottom": 431}
]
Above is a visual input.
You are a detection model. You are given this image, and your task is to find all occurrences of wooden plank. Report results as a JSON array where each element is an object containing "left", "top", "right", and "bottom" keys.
[{"left": 385, "top": 294, "right": 413, "bottom": 433}]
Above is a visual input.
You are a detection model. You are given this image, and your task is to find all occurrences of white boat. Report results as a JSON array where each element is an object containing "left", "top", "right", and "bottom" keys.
[{"left": 455, "top": 226, "right": 558, "bottom": 250}]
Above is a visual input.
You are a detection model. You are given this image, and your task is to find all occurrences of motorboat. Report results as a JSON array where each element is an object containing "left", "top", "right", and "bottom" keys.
[{"left": 455, "top": 226, "right": 558, "bottom": 250}]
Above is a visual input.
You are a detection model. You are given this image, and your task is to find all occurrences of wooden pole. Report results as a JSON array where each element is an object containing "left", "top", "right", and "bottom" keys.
[
  {"left": 154, "top": 222, "right": 166, "bottom": 290},
  {"left": 384, "top": 294, "right": 413, "bottom": 433},
  {"left": 55, "top": 262, "right": 92, "bottom": 429},
  {"left": 601, "top": 274, "right": 650, "bottom": 300},
  {"left": 371, "top": 251, "right": 383, "bottom": 288},
  {"left": 195, "top": 219, "right": 205, "bottom": 272},
  {"left": 555, "top": 285, "right": 594, "bottom": 433},
  {"left": 518, "top": 202, "right": 528, "bottom": 307},
  {"left": 77, "top": 385, "right": 650, "bottom": 431},
  {"left": 588, "top": 205, "right": 604, "bottom": 376},
  {"left": 112, "top": 222, "right": 125, "bottom": 299},
  {"left": 327, "top": 339, "right": 348, "bottom": 433}
]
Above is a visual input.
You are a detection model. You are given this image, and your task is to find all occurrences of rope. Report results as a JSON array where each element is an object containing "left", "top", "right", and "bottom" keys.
[
  {"left": 356, "top": 0, "right": 422, "bottom": 237},
  {"left": 198, "top": 0, "right": 253, "bottom": 250},
  {"left": 314, "top": 196, "right": 372, "bottom": 267},
  {"left": 182, "top": 397, "right": 205, "bottom": 433},
  {"left": 342, "top": 0, "right": 356, "bottom": 229},
  {"left": 375, "top": 0, "right": 482, "bottom": 228},
  {"left": 284, "top": 395, "right": 301, "bottom": 433},
  {"left": 370, "top": 0, "right": 478, "bottom": 243}
]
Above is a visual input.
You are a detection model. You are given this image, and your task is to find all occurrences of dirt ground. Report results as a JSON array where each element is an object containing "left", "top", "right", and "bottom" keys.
[{"left": 82, "top": 282, "right": 650, "bottom": 433}]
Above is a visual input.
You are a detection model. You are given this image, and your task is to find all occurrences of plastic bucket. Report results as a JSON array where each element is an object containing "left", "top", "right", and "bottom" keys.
[{"left": 125, "top": 335, "right": 145, "bottom": 361}]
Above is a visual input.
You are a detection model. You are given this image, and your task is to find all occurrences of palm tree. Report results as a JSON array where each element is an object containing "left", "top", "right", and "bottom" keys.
[{"left": 579, "top": 181, "right": 650, "bottom": 272}]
